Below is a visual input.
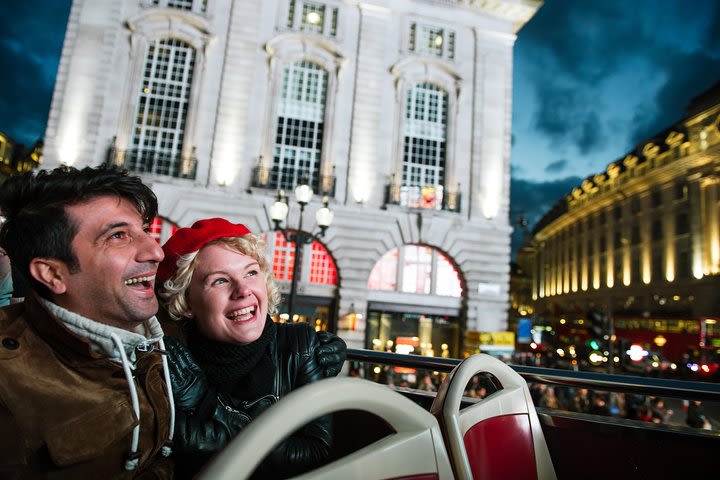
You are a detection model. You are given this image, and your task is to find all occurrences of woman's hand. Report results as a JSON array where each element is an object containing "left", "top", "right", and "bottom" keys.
[
  {"left": 164, "top": 336, "right": 210, "bottom": 411},
  {"left": 315, "top": 331, "right": 346, "bottom": 377}
]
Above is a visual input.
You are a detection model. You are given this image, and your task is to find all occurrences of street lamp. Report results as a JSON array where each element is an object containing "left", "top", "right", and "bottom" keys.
[{"left": 270, "top": 181, "right": 334, "bottom": 322}]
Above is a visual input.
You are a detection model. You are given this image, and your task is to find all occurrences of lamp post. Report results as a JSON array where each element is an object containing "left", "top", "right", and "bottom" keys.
[{"left": 270, "top": 181, "right": 334, "bottom": 322}]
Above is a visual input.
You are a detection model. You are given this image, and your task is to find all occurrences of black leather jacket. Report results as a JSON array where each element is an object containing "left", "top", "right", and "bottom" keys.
[{"left": 173, "top": 322, "right": 331, "bottom": 478}]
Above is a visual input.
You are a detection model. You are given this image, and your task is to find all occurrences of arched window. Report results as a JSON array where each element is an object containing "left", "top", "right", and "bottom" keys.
[
  {"left": 401, "top": 83, "right": 448, "bottom": 210},
  {"left": 266, "top": 231, "right": 337, "bottom": 285},
  {"left": 129, "top": 39, "right": 196, "bottom": 177},
  {"left": 368, "top": 245, "right": 461, "bottom": 297},
  {"left": 149, "top": 216, "right": 180, "bottom": 243},
  {"left": 272, "top": 60, "right": 328, "bottom": 192}
]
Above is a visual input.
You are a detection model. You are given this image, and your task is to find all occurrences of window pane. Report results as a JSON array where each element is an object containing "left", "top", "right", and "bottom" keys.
[
  {"left": 130, "top": 39, "right": 195, "bottom": 176},
  {"left": 402, "top": 83, "right": 447, "bottom": 209},
  {"left": 271, "top": 231, "right": 296, "bottom": 281},
  {"left": 300, "top": 1, "right": 325, "bottom": 34},
  {"left": 368, "top": 248, "right": 398, "bottom": 291},
  {"left": 401, "top": 245, "right": 432, "bottom": 294},
  {"left": 435, "top": 252, "right": 462, "bottom": 297},
  {"left": 273, "top": 60, "right": 327, "bottom": 191},
  {"left": 309, "top": 240, "right": 337, "bottom": 285}
]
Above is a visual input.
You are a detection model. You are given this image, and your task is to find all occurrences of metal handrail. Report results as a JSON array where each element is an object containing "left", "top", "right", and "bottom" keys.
[{"left": 347, "top": 348, "right": 720, "bottom": 402}]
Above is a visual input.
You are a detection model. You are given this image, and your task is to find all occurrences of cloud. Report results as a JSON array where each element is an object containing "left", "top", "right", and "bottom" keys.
[
  {"left": 0, "top": 0, "right": 71, "bottom": 145},
  {"left": 510, "top": 175, "right": 582, "bottom": 257},
  {"left": 531, "top": 83, "right": 605, "bottom": 154},
  {"left": 544, "top": 159, "right": 567, "bottom": 173},
  {"left": 629, "top": 52, "right": 720, "bottom": 142},
  {"left": 516, "top": 0, "right": 720, "bottom": 162}
]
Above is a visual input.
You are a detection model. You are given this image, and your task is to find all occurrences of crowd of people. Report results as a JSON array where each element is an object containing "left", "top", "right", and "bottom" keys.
[
  {"left": 351, "top": 361, "right": 716, "bottom": 431},
  {"left": 530, "top": 384, "right": 715, "bottom": 430}
]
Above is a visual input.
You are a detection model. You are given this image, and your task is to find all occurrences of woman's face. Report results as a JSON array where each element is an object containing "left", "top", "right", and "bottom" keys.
[{"left": 187, "top": 243, "right": 268, "bottom": 345}]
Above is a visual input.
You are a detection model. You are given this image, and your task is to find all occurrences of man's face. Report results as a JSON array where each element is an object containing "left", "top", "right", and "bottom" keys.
[{"left": 59, "top": 196, "right": 164, "bottom": 329}]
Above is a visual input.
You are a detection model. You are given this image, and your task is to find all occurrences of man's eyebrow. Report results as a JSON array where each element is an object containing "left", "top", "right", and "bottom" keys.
[{"left": 95, "top": 221, "right": 130, "bottom": 241}]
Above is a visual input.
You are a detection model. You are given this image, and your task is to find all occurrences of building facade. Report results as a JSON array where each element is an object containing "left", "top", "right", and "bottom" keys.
[
  {"left": 44, "top": 0, "right": 540, "bottom": 353},
  {"left": 528, "top": 82, "right": 720, "bottom": 363},
  {"left": 0, "top": 132, "right": 43, "bottom": 183}
]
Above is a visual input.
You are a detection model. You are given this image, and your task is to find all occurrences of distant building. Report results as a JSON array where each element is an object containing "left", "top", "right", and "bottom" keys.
[
  {"left": 43, "top": 0, "right": 540, "bottom": 355},
  {"left": 0, "top": 132, "right": 43, "bottom": 183},
  {"left": 528, "top": 81, "right": 720, "bottom": 363}
]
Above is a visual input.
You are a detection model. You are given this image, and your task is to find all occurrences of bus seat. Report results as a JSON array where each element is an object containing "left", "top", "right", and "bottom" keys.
[
  {"left": 200, "top": 377, "right": 455, "bottom": 480},
  {"left": 429, "top": 354, "right": 556, "bottom": 480}
]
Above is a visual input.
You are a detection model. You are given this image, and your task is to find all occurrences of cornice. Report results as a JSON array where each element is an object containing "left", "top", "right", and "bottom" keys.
[
  {"left": 415, "top": 0, "right": 542, "bottom": 32},
  {"left": 533, "top": 104, "right": 720, "bottom": 238}
]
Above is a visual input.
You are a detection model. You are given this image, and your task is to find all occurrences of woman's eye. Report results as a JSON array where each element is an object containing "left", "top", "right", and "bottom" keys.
[
  {"left": 246, "top": 270, "right": 259, "bottom": 277},
  {"left": 211, "top": 278, "right": 228, "bottom": 286}
]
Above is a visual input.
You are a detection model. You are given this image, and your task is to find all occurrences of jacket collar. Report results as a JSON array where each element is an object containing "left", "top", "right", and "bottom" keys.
[{"left": 25, "top": 290, "right": 164, "bottom": 364}]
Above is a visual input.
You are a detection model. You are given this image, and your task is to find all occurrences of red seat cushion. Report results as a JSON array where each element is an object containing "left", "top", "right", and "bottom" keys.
[{"left": 463, "top": 414, "right": 537, "bottom": 480}]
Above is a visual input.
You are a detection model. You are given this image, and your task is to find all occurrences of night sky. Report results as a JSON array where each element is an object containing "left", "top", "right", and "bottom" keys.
[{"left": 1, "top": 0, "right": 719, "bottom": 256}]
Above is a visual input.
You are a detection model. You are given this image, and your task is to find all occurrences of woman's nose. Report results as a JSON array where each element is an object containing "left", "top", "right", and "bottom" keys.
[{"left": 232, "top": 282, "right": 251, "bottom": 298}]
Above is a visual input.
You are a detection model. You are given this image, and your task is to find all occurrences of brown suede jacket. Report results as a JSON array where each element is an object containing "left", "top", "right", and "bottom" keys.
[{"left": 0, "top": 292, "right": 173, "bottom": 479}]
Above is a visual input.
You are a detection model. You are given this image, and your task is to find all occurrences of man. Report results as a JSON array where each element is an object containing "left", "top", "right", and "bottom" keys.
[
  {"left": 0, "top": 166, "right": 174, "bottom": 479},
  {"left": 0, "top": 166, "right": 347, "bottom": 478}
]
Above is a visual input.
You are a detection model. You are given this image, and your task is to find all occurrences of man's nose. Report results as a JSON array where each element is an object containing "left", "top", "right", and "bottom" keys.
[{"left": 138, "top": 230, "right": 164, "bottom": 263}]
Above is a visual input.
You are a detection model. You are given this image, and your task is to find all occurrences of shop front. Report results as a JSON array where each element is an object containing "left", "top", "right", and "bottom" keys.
[{"left": 365, "top": 301, "right": 461, "bottom": 359}]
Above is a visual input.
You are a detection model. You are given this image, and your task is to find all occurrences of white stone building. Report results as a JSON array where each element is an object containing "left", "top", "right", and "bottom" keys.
[{"left": 44, "top": 0, "right": 540, "bottom": 354}]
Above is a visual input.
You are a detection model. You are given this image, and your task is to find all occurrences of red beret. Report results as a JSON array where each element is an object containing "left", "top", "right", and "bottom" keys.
[{"left": 157, "top": 218, "right": 251, "bottom": 285}]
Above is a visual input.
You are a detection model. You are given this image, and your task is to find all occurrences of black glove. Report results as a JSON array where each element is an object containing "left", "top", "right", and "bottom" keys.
[
  {"left": 316, "top": 331, "right": 346, "bottom": 378},
  {"left": 174, "top": 401, "right": 252, "bottom": 454},
  {"left": 164, "top": 336, "right": 209, "bottom": 411}
]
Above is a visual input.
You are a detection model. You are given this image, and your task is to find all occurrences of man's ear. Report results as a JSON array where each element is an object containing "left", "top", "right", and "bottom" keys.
[{"left": 29, "top": 258, "right": 70, "bottom": 295}]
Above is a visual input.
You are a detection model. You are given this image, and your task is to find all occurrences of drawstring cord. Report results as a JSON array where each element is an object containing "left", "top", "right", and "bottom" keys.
[
  {"left": 110, "top": 334, "right": 176, "bottom": 469},
  {"left": 158, "top": 337, "right": 175, "bottom": 457},
  {"left": 110, "top": 332, "right": 141, "bottom": 471}
]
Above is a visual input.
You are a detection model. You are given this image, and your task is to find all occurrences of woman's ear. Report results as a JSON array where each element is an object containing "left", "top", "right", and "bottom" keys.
[{"left": 29, "top": 258, "right": 69, "bottom": 295}]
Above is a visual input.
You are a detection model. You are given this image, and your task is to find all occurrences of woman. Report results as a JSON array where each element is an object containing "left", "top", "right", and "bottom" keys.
[{"left": 156, "top": 218, "right": 338, "bottom": 478}]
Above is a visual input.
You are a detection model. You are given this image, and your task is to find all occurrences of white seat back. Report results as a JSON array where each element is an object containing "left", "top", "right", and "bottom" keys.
[
  {"left": 201, "top": 377, "right": 455, "bottom": 480},
  {"left": 430, "top": 354, "right": 556, "bottom": 480}
]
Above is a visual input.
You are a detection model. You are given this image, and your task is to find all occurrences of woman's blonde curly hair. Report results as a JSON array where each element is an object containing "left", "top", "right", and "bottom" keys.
[{"left": 158, "top": 234, "right": 281, "bottom": 320}]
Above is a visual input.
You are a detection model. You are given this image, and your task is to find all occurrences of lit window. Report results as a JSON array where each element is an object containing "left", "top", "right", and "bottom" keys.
[
  {"left": 408, "top": 22, "right": 455, "bottom": 59},
  {"left": 271, "top": 232, "right": 295, "bottom": 281},
  {"left": 267, "top": 231, "right": 337, "bottom": 285},
  {"left": 288, "top": 1, "right": 338, "bottom": 37},
  {"left": 148, "top": 217, "right": 179, "bottom": 243},
  {"left": 130, "top": 39, "right": 195, "bottom": 177},
  {"left": 401, "top": 83, "right": 448, "bottom": 209},
  {"left": 435, "top": 253, "right": 462, "bottom": 297},
  {"left": 309, "top": 241, "right": 337, "bottom": 285},
  {"left": 368, "top": 249, "right": 399, "bottom": 291},
  {"left": 368, "top": 245, "right": 461, "bottom": 297},
  {"left": 402, "top": 245, "right": 433, "bottom": 294},
  {"left": 151, "top": 0, "right": 207, "bottom": 13},
  {"left": 301, "top": 2, "right": 325, "bottom": 33},
  {"left": 149, "top": 217, "right": 163, "bottom": 241},
  {"left": 272, "top": 60, "right": 327, "bottom": 192}
]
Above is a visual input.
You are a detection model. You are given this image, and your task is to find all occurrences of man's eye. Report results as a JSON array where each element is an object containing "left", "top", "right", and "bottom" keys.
[{"left": 110, "top": 231, "right": 127, "bottom": 240}]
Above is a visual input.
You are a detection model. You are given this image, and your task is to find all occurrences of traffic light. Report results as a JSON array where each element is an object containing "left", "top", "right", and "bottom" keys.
[{"left": 587, "top": 308, "right": 609, "bottom": 339}]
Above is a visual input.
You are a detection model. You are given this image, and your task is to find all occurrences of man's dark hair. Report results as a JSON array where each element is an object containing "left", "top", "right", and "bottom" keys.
[{"left": 0, "top": 165, "right": 158, "bottom": 298}]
